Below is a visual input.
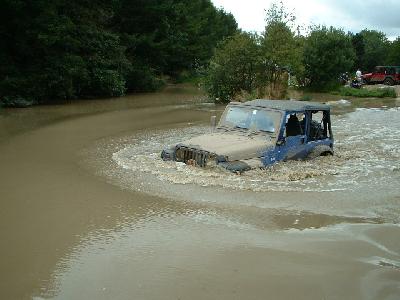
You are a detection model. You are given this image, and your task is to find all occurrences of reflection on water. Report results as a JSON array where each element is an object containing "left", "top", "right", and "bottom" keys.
[{"left": 39, "top": 212, "right": 400, "bottom": 300}]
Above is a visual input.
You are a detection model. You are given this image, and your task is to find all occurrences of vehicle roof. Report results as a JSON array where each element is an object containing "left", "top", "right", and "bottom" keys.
[{"left": 231, "top": 99, "right": 330, "bottom": 112}]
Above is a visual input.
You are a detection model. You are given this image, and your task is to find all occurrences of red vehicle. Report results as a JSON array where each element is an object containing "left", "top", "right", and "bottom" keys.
[{"left": 362, "top": 66, "right": 400, "bottom": 85}]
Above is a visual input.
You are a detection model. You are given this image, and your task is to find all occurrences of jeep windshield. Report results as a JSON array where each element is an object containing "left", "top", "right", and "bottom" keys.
[{"left": 217, "top": 106, "right": 281, "bottom": 134}]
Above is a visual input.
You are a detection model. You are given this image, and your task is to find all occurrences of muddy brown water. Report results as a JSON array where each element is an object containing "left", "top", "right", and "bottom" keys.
[{"left": 0, "top": 85, "right": 399, "bottom": 300}]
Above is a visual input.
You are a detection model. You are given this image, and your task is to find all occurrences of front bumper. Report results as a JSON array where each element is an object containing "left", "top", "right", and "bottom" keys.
[
  {"left": 161, "top": 146, "right": 252, "bottom": 173},
  {"left": 161, "top": 145, "right": 218, "bottom": 167}
]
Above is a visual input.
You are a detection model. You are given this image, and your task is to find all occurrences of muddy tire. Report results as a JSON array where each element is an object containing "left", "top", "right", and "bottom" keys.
[
  {"left": 219, "top": 161, "right": 251, "bottom": 174},
  {"left": 384, "top": 77, "right": 394, "bottom": 86},
  {"left": 307, "top": 146, "right": 333, "bottom": 160}
]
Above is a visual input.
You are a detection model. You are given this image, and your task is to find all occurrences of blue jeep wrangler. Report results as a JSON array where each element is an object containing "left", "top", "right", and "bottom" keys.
[{"left": 161, "top": 99, "right": 333, "bottom": 173}]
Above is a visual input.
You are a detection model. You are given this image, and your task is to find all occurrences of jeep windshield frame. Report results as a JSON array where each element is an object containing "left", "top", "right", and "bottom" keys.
[{"left": 217, "top": 105, "right": 282, "bottom": 135}]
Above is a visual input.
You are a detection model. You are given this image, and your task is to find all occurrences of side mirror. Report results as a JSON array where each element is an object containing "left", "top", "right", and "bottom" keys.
[
  {"left": 276, "top": 139, "right": 285, "bottom": 146},
  {"left": 210, "top": 115, "right": 217, "bottom": 132}
]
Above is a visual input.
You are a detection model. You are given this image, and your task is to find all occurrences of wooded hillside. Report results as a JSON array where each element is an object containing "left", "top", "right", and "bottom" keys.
[{"left": 0, "top": 0, "right": 237, "bottom": 105}]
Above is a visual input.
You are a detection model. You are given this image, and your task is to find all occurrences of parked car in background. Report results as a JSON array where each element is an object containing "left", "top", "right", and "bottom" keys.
[
  {"left": 161, "top": 100, "right": 334, "bottom": 173},
  {"left": 363, "top": 66, "right": 400, "bottom": 85}
]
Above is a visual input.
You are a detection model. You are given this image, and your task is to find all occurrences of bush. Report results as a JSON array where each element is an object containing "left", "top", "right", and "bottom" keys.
[
  {"left": 300, "top": 94, "right": 313, "bottom": 101},
  {"left": 90, "top": 69, "right": 126, "bottom": 97},
  {"left": 205, "top": 33, "right": 260, "bottom": 103},
  {"left": 0, "top": 96, "right": 35, "bottom": 108},
  {"left": 126, "top": 65, "right": 165, "bottom": 92},
  {"left": 339, "top": 87, "right": 397, "bottom": 98},
  {"left": 303, "top": 26, "right": 355, "bottom": 90}
]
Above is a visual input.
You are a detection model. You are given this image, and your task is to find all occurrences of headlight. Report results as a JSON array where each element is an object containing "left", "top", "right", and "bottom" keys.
[{"left": 161, "top": 149, "right": 175, "bottom": 161}]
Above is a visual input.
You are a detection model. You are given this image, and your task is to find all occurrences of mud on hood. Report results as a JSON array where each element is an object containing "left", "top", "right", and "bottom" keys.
[{"left": 179, "top": 132, "right": 274, "bottom": 161}]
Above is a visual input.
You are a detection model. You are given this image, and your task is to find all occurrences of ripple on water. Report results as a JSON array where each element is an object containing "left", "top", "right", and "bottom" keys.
[{"left": 92, "top": 108, "right": 400, "bottom": 224}]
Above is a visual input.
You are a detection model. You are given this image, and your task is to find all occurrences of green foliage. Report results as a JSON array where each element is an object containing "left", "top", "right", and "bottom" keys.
[
  {"left": 259, "top": 24, "right": 302, "bottom": 96},
  {"left": 204, "top": 2, "right": 397, "bottom": 100},
  {"left": 300, "top": 94, "right": 312, "bottom": 101},
  {"left": 358, "top": 30, "right": 390, "bottom": 72},
  {"left": 1, "top": 96, "right": 35, "bottom": 108},
  {"left": 3, "top": 0, "right": 396, "bottom": 106},
  {"left": 0, "top": 0, "right": 129, "bottom": 103},
  {"left": 205, "top": 2, "right": 302, "bottom": 102},
  {"left": 90, "top": 69, "right": 126, "bottom": 97},
  {"left": 351, "top": 33, "right": 365, "bottom": 70},
  {"left": 387, "top": 37, "right": 400, "bottom": 65},
  {"left": 113, "top": 0, "right": 237, "bottom": 89},
  {"left": 339, "top": 87, "right": 396, "bottom": 98},
  {"left": 303, "top": 26, "right": 355, "bottom": 90},
  {"left": 349, "top": 30, "right": 396, "bottom": 72},
  {"left": 265, "top": 1, "right": 296, "bottom": 26},
  {"left": 0, "top": 0, "right": 237, "bottom": 105},
  {"left": 205, "top": 32, "right": 260, "bottom": 103},
  {"left": 126, "top": 63, "right": 165, "bottom": 92},
  {"left": 259, "top": 2, "right": 302, "bottom": 95}
]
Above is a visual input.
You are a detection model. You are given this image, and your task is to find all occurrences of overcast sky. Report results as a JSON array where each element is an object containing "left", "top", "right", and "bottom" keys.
[{"left": 211, "top": 0, "right": 400, "bottom": 40}]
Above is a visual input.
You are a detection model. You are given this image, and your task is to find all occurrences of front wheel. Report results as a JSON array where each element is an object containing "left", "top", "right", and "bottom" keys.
[
  {"left": 306, "top": 146, "right": 333, "bottom": 160},
  {"left": 384, "top": 77, "right": 394, "bottom": 86}
]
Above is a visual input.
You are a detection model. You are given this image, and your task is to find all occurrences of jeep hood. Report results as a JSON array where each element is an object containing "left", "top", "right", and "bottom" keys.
[{"left": 179, "top": 132, "right": 273, "bottom": 161}]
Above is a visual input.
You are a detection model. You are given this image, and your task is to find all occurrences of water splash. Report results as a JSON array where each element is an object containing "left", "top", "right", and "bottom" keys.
[{"left": 112, "top": 108, "right": 400, "bottom": 194}]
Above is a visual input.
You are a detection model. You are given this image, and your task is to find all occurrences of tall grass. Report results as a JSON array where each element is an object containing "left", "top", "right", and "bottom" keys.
[{"left": 339, "top": 87, "right": 397, "bottom": 98}]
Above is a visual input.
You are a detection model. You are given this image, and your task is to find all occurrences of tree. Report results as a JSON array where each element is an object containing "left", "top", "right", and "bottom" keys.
[
  {"left": 387, "top": 37, "right": 400, "bottom": 65},
  {"left": 351, "top": 33, "right": 365, "bottom": 71},
  {"left": 0, "top": 0, "right": 238, "bottom": 105},
  {"left": 205, "top": 32, "right": 260, "bottom": 102},
  {"left": 259, "top": 1, "right": 303, "bottom": 97},
  {"left": 359, "top": 29, "right": 389, "bottom": 72},
  {"left": 112, "top": 0, "right": 237, "bottom": 90},
  {"left": 303, "top": 26, "right": 355, "bottom": 89},
  {"left": 0, "top": 0, "right": 129, "bottom": 104},
  {"left": 205, "top": 1, "right": 304, "bottom": 102}
]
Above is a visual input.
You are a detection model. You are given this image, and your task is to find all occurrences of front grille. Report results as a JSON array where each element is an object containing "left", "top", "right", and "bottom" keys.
[{"left": 175, "top": 146, "right": 210, "bottom": 167}]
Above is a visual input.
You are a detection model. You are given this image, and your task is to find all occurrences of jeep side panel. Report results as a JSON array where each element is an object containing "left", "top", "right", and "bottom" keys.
[{"left": 260, "top": 109, "right": 333, "bottom": 166}]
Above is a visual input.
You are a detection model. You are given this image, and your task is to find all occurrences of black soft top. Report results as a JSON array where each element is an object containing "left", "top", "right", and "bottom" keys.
[{"left": 230, "top": 99, "right": 330, "bottom": 112}]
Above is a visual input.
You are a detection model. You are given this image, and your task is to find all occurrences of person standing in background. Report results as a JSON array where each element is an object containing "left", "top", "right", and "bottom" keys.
[{"left": 356, "top": 69, "right": 362, "bottom": 83}]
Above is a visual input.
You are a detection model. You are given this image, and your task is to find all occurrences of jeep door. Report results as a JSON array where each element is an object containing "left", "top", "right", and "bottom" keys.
[
  {"left": 273, "top": 110, "right": 332, "bottom": 163},
  {"left": 274, "top": 112, "right": 309, "bottom": 162},
  {"left": 303, "top": 110, "right": 333, "bottom": 155}
]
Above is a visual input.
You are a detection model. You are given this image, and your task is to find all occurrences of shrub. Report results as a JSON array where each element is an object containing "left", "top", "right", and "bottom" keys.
[
  {"left": 90, "top": 69, "right": 126, "bottom": 97},
  {"left": 0, "top": 96, "right": 35, "bottom": 108},
  {"left": 205, "top": 33, "right": 260, "bottom": 103},
  {"left": 303, "top": 26, "right": 355, "bottom": 90},
  {"left": 339, "top": 87, "right": 396, "bottom": 98},
  {"left": 126, "top": 65, "right": 165, "bottom": 92},
  {"left": 300, "top": 94, "right": 312, "bottom": 101}
]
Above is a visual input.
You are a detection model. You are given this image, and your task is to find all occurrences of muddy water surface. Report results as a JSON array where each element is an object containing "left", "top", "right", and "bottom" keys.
[{"left": 0, "top": 86, "right": 399, "bottom": 300}]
